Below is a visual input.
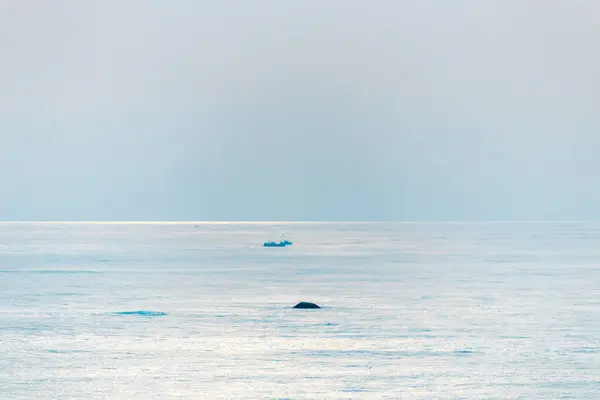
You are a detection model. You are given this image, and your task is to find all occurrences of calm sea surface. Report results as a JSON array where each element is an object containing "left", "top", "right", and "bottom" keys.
[{"left": 0, "top": 222, "right": 598, "bottom": 399}]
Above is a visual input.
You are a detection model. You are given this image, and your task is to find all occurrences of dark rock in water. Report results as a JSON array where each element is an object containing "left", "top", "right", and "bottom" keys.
[{"left": 293, "top": 302, "right": 320, "bottom": 309}]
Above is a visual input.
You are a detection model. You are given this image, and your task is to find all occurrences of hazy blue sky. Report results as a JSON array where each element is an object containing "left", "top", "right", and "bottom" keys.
[{"left": 1, "top": 1, "right": 599, "bottom": 220}]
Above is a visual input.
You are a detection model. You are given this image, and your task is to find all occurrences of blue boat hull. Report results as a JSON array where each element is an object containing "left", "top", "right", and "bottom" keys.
[{"left": 264, "top": 242, "right": 286, "bottom": 247}]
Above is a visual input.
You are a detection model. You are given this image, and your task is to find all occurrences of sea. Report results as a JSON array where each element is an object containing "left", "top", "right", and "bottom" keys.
[{"left": 0, "top": 221, "right": 598, "bottom": 399}]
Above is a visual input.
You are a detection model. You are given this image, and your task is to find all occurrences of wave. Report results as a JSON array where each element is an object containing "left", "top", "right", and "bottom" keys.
[
  {"left": 109, "top": 311, "right": 167, "bottom": 317},
  {"left": 0, "top": 269, "right": 102, "bottom": 274}
]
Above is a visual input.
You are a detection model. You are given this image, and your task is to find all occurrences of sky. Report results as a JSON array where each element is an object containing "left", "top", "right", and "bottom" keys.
[{"left": 1, "top": 0, "right": 599, "bottom": 221}]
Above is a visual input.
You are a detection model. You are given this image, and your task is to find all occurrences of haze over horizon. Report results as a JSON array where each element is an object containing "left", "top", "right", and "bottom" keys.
[{"left": 2, "top": 1, "right": 599, "bottom": 221}]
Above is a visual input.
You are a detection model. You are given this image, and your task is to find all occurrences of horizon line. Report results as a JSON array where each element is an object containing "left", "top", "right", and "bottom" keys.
[{"left": 0, "top": 220, "right": 597, "bottom": 224}]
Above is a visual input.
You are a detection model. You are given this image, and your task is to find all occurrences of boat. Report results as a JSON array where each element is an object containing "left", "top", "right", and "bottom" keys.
[
  {"left": 264, "top": 234, "right": 292, "bottom": 247},
  {"left": 263, "top": 240, "right": 287, "bottom": 247}
]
